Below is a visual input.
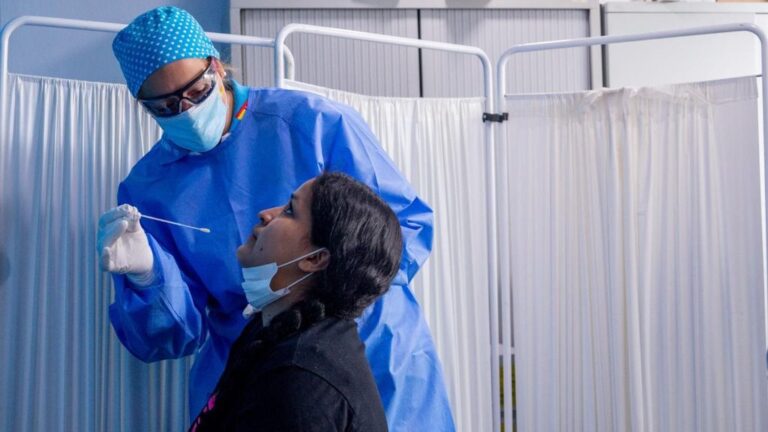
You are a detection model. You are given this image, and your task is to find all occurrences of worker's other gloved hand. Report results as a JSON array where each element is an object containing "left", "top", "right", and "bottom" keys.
[{"left": 97, "top": 204, "right": 155, "bottom": 286}]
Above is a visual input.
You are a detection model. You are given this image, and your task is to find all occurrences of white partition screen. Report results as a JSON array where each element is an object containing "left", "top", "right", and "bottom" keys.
[{"left": 498, "top": 76, "right": 768, "bottom": 432}]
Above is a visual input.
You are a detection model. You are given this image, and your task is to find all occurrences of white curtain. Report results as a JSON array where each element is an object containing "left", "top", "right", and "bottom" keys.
[
  {"left": 283, "top": 80, "right": 494, "bottom": 432},
  {"left": 499, "top": 76, "right": 768, "bottom": 432},
  {"left": 0, "top": 74, "right": 191, "bottom": 432}
]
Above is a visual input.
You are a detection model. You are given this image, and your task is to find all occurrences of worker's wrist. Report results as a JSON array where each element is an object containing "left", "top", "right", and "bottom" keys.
[
  {"left": 125, "top": 231, "right": 161, "bottom": 288},
  {"left": 126, "top": 268, "right": 156, "bottom": 287}
]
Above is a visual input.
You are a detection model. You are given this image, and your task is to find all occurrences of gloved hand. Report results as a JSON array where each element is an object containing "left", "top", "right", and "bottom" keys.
[{"left": 97, "top": 204, "right": 155, "bottom": 286}]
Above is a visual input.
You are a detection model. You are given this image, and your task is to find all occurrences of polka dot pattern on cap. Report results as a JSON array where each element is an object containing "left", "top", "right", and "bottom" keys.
[{"left": 112, "top": 6, "right": 220, "bottom": 97}]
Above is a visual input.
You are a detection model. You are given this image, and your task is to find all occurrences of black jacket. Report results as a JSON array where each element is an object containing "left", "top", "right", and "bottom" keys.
[{"left": 194, "top": 316, "right": 388, "bottom": 432}]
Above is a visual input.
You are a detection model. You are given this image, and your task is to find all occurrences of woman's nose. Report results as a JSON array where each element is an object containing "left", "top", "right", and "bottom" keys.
[
  {"left": 258, "top": 206, "right": 281, "bottom": 225},
  {"left": 258, "top": 210, "right": 273, "bottom": 226}
]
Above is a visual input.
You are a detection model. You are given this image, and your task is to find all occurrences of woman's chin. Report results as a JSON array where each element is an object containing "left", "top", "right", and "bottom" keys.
[{"left": 235, "top": 244, "right": 250, "bottom": 266}]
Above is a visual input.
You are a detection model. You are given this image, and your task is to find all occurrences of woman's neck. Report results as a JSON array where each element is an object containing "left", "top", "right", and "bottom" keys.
[{"left": 261, "top": 289, "right": 305, "bottom": 327}]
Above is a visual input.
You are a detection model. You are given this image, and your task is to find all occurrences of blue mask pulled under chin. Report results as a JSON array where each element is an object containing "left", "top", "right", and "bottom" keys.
[
  {"left": 240, "top": 248, "right": 328, "bottom": 319},
  {"left": 154, "top": 83, "right": 228, "bottom": 153}
]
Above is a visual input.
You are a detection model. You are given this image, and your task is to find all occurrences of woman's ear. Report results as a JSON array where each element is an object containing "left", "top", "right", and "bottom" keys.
[
  {"left": 298, "top": 249, "right": 330, "bottom": 273},
  {"left": 212, "top": 58, "right": 227, "bottom": 80}
]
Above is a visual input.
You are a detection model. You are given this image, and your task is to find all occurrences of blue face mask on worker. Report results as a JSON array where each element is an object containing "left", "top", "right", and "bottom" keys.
[
  {"left": 241, "top": 248, "right": 328, "bottom": 317},
  {"left": 153, "top": 80, "right": 228, "bottom": 153}
]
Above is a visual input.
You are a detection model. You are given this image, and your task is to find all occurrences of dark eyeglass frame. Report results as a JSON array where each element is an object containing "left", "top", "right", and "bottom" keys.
[{"left": 138, "top": 58, "right": 217, "bottom": 118}]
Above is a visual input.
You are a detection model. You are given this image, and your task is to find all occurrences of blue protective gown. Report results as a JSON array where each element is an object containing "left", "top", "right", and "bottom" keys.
[{"left": 108, "top": 82, "right": 456, "bottom": 431}]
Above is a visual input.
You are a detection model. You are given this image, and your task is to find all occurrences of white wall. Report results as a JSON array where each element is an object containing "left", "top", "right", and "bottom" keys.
[{"left": 0, "top": 0, "right": 231, "bottom": 84}]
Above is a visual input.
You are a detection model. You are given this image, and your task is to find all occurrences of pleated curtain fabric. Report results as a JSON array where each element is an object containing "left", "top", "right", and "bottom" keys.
[
  {"left": 283, "top": 80, "right": 495, "bottom": 432},
  {"left": 4, "top": 71, "right": 765, "bottom": 432},
  {"left": 0, "top": 74, "right": 191, "bottom": 432},
  {"left": 500, "top": 76, "right": 768, "bottom": 432},
  {"left": 0, "top": 74, "right": 496, "bottom": 432}
]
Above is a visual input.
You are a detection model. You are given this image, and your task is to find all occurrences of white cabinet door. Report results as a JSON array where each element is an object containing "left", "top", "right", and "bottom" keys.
[
  {"left": 420, "top": 8, "right": 595, "bottom": 97},
  {"left": 237, "top": 9, "right": 421, "bottom": 96},
  {"left": 603, "top": 7, "right": 758, "bottom": 87}
]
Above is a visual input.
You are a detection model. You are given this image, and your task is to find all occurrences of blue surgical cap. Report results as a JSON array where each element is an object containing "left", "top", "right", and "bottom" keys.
[{"left": 112, "top": 6, "right": 220, "bottom": 97}]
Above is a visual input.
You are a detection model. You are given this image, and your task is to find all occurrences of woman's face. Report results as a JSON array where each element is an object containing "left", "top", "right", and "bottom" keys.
[{"left": 236, "top": 179, "right": 317, "bottom": 288}]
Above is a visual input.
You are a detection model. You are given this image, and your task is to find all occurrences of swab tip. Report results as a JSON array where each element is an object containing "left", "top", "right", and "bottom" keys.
[{"left": 200, "top": 228, "right": 211, "bottom": 233}]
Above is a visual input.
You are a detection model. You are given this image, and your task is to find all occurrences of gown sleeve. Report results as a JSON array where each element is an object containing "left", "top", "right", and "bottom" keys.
[{"left": 108, "top": 183, "right": 208, "bottom": 361}]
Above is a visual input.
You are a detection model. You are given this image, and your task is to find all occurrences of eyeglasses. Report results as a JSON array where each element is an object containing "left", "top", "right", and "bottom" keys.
[{"left": 138, "top": 58, "right": 217, "bottom": 118}]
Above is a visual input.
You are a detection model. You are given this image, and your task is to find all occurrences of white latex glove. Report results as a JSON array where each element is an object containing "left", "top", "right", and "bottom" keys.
[{"left": 97, "top": 204, "right": 154, "bottom": 286}]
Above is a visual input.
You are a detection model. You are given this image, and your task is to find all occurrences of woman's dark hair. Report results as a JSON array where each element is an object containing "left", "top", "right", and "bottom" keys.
[
  {"left": 191, "top": 172, "right": 402, "bottom": 431},
  {"left": 309, "top": 171, "right": 402, "bottom": 318}
]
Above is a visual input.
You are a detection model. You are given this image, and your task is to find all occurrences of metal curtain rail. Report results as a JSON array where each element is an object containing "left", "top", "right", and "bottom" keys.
[
  {"left": 496, "top": 22, "right": 768, "bottom": 432},
  {"left": 274, "top": 23, "right": 493, "bottom": 109},
  {"left": 497, "top": 22, "right": 767, "bottom": 139},
  {"left": 273, "top": 22, "right": 502, "bottom": 432},
  {"left": 0, "top": 15, "right": 297, "bottom": 138}
]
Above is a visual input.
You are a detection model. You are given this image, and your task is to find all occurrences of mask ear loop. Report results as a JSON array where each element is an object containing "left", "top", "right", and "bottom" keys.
[
  {"left": 276, "top": 247, "right": 328, "bottom": 269},
  {"left": 271, "top": 248, "right": 328, "bottom": 303},
  {"left": 241, "top": 248, "right": 328, "bottom": 319},
  {"left": 242, "top": 262, "right": 321, "bottom": 319},
  {"left": 275, "top": 272, "right": 314, "bottom": 296}
]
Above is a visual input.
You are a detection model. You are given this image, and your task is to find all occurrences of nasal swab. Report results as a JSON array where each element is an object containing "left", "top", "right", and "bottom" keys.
[{"left": 140, "top": 213, "right": 211, "bottom": 234}]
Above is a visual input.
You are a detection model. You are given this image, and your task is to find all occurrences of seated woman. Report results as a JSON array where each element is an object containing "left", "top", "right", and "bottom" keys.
[{"left": 190, "top": 172, "right": 401, "bottom": 432}]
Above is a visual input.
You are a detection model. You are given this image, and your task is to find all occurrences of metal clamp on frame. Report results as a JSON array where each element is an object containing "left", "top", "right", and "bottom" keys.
[{"left": 482, "top": 112, "right": 508, "bottom": 123}]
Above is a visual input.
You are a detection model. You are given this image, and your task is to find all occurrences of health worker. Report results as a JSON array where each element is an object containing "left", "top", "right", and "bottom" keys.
[{"left": 96, "top": 6, "right": 455, "bottom": 432}]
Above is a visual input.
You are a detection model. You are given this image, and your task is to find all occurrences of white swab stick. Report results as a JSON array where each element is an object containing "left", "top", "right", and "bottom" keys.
[{"left": 140, "top": 214, "right": 211, "bottom": 233}]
